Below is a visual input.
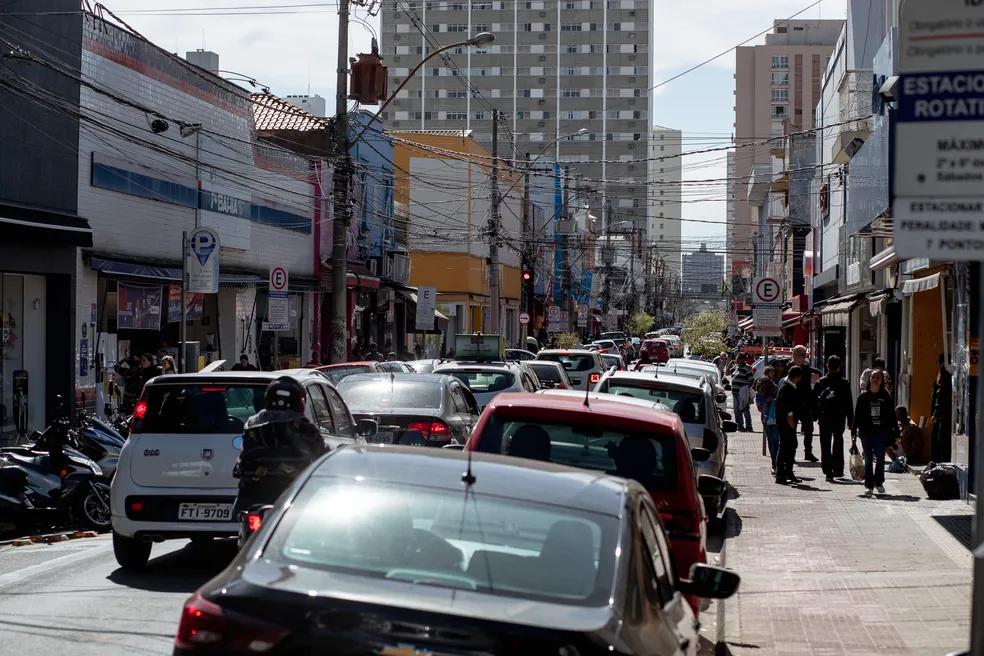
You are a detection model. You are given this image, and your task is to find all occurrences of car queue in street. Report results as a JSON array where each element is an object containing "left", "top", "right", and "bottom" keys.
[{"left": 103, "top": 332, "right": 740, "bottom": 655}]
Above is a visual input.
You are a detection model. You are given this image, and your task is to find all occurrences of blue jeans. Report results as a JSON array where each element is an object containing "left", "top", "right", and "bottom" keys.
[
  {"left": 765, "top": 423, "right": 780, "bottom": 469},
  {"left": 733, "top": 390, "right": 752, "bottom": 429},
  {"left": 862, "top": 432, "right": 887, "bottom": 489}
]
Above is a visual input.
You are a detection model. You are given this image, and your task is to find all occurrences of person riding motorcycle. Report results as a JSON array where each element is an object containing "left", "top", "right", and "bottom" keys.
[{"left": 232, "top": 377, "right": 329, "bottom": 517}]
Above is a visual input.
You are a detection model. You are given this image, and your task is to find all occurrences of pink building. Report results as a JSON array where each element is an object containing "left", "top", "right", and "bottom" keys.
[{"left": 730, "top": 20, "right": 843, "bottom": 266}]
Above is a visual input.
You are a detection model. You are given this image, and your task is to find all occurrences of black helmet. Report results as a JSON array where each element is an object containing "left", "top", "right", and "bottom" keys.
[{"left": 264, "top": 376, "right": 305, "bottom": 413}]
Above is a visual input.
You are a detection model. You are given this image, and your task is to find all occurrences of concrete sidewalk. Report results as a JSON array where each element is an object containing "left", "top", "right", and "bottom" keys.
[{"left": 719, "top": 412, "right": 973, "bottom": 655}]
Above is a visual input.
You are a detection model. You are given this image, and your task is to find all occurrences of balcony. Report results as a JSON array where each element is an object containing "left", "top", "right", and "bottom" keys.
[{"left": 832, "top": 70, "right": 874, "bottom": 163}]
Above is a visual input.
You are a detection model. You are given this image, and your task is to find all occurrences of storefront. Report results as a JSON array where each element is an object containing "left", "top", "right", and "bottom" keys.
[{"left": 0, "top": 205, "right": 91, "bottom": 441}]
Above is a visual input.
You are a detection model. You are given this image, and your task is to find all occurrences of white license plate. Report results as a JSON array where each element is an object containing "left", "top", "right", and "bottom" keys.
[
  {"left": 178, "top": 503, "right": 233, "bottom": 521},
  {"left": 367, "top": 432, "right": 393, "bottom": 444}
]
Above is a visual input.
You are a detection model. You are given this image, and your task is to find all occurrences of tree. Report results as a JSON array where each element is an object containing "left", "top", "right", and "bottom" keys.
[
  {"left": 625, "top": 311, "right": 655, "bottom": 337},
  {"left": 555, "top": 333, "right": 580, "bottom": 349},
  {"left": 682, "top": 309, "right": 728, "bottom": 357}
]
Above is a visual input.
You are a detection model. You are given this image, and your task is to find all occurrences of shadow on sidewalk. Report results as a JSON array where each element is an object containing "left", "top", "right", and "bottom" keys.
[
  {"left": 932, "top": 515, "right": 972, "bottom": 550},
  {"left": 855, "top": 493, "right": 921, "bottom": 502}
]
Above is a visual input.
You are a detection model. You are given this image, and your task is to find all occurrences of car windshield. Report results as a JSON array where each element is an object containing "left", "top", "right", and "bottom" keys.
[
  {"left": 476, "top": 417, "right": 678, "bottom": 492},
  {"left": 538, "top": 353, "right": 596, "bottom": 372},
  {"left": 379, "top": 362, "right": 406, "bottom": 373},
  {"left": 441, "top": 370, "right": 515, "bottom": 394},
  {"left": 528, "top": 363, "right": 564, "bottom": 383},
  {"left": 601, "top": 382, "right": 707, "bottom": 424},
  {"left": 602, "top": 355, "right": 621, "bottom": 367},
  {"left": 141, "top": 384, "right": 266, "bottom": 434},
  {"left": 411, "top": 360, "right": 438, "bottom": 374},
  {"left": 336, "top": 379, "right": 444, "bottom": 410},
  {"left": 265, "top": 480, "right": 618, "bottom": 607},
  {"left": 320, "top": 365, "right": 371, "bottom": 385}
]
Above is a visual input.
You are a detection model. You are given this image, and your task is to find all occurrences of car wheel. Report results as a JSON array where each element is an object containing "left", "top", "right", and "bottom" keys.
[{"left": 113, "top": 531, "right": 151, "bottom": 571}]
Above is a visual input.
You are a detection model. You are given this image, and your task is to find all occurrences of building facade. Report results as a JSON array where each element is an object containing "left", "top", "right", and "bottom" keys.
[
  {"left": 380, "top": 0, "right": 652, "bottom": 231},
  {"left": 682, "top": 243, "right": 724, "bottom": 297},
  {"left": 649, "top": 125, "right": 682, "bottom": 278},
  {"left": 731, "top": 19, "right": 843, "bottom": 267}
]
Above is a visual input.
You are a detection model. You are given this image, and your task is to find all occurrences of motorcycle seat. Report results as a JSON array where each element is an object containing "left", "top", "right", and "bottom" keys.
[{"left": 3, "top": 452, "right": 50, "bottom": 469}]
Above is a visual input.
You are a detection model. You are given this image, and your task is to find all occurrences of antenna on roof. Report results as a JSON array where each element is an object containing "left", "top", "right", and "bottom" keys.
[
  {"left": 583, "top": 383, "right": 590, "bottom": 408},
  {"left": 461, "top": 447, "right": 476, "bottom": 486}
]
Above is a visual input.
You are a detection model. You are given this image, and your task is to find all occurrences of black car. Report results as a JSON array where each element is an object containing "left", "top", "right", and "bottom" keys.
[
  {"left": 175, "top": 446, "right": 739, "bottom": 656},
  {"left": 334, "top": 373, "right": 480, "bottom": 447}
]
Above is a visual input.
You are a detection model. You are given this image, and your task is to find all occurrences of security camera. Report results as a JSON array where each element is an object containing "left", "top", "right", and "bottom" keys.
[
  {"left": 150, "top": 119, "right": 169, "bottom": 134},
  {"left": 878, "top": 75, "right": 899, "bottom": 103}
]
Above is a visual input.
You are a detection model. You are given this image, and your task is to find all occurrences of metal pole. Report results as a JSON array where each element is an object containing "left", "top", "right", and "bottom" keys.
[
  {"left": 489, "top": 110, "right": 501, "bottom": 334},
  {"left": 329, "top": 0, "right": 350, "bottom": 364},
  {"left": 180, "top": 231, "right": 188, "bottom": 374},
  {"left": 562, "top": 166, "right": 571, "bottom": 333},
  {"left": 523, "top": 153, "right": 534, "bottom": 338},
  {"left": 971, "top": 264, "right": 984, "bottom": 656}
]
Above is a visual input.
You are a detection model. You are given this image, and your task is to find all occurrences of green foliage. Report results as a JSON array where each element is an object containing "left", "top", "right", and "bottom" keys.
[
  {"left": 682, "top": 310, "right": 728, "bottom": 357},
  {"left": 625, "top": 311, "right": 656, "bottom": 337},
  {"left": 555, "top": 333, "right": 581, "bottom": 349}
]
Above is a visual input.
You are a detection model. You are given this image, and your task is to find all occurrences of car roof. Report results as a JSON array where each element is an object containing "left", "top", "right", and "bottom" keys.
[
  {"left": 315, "top": 361, "right": 378, "bottom": 370},
  {"left": 311, "top": 445, "right": 628, "bottom": 517},
  {"left": 434, "top": 363, "right": 517, "bottom": 373},
  {"left": 668, "top": 358, "right": 714, "bottom": 369},
  {"left": 538, "top": 389, "right": 673, "bottom": 412},
  {"left": 486, "top": 392, "right": 684, "bottom": 432},
  {"left": 334, "top": 372, "right": 455, "bottom": 386},
  {"left": 145, "top": 369, "right": 330, "bottom": 385},
  {"left": 604, "top": 370, "right": 707, "bottom": 391},
  {"left": 538, "top": 349, "right": 599, "bottom": 356}
]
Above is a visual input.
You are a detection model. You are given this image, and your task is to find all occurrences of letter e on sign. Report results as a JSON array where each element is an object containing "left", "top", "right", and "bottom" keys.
[
  {"left": 269, "top": 266, "right": 288, "bottom": 292},
  {"left": 754, "top": 277, "right": 781, "bottom": 304}
]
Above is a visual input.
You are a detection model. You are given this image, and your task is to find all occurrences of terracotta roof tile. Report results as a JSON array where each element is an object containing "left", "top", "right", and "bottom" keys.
[{"left": 252, "top": 93, "right": 331, "bottom": 132}]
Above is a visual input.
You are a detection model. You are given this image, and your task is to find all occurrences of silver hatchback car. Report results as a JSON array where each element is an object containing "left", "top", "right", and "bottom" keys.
[{"left": 535, "top": 349, "right": 609, "bottom": 391}]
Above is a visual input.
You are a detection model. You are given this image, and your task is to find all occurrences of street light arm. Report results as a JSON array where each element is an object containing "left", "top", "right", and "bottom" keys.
[
  {"left": 498, "top": 127, "right": 588, "bottom": 199},
  {"left": 351, "top": 33, "right": 494, "bottom": 146}
]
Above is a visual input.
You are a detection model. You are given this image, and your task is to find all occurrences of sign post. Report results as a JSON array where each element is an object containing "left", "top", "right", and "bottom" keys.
[
  {"left": 752, "top": 275, "right": 783, "bottom": 455},
  {"left": 183, "top": 227, "right": 221, "bottom": 373},
  {"left": 265, "top": 266, "right": 290, "bottom": 332}
]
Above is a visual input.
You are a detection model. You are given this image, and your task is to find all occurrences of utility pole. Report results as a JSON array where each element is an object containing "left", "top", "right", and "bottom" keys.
[
  {"left": 522, "top": 153, "right": 534, "bottom": 338},
  {"left": 561, "top": 166, "right": 571, "bottom": 333},
  {"left": 488, "top": 109, "right": 501, "bottom": 334},
  {"left": 329, "top": 0, "right": 351, "bottom": 364}
]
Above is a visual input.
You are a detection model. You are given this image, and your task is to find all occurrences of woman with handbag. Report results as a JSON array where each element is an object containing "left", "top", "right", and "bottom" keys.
[{"left": 851, "top": 370, "right": 900, "bottom": 496}]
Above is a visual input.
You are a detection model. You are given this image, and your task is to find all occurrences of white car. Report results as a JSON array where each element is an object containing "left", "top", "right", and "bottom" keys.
[
  {"left": 110, "top": 370, "right": 369, "bottom": 571},
  {"left": 432, "top": 361, "right": 541, "bottom": 411},
  {"left": 661, "top": 335, "right": 684, "bottom": 358},
  {"left": 535, "top": 348, "right": 609, "bottom": 391},
  {"left": 662, "top": 360, "right": 729, "bottom": 414}
]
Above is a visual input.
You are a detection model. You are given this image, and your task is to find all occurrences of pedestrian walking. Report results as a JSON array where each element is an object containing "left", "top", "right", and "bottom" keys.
[
  {"left": 791, "top": 345, "right": 822, "bottom": 463},
  {"left": 775, "top": 365, "right": 803, "bottom": 485},
  {"left": 860, "top": 356, "right": 893, "bottom": 393},
  {"left": 730, "top": 353, "right": 755, "bottom": 431},
  {"left": 931, "top": 355, "right": 953, "bottom": 462},
  {"left": 755, "top": 366, "right": 779, "bottom": 475},
  {"left": 713, "top": 351, "right": 728, "bottom": 378},
  {"left": 159, "top": 355, "right": 177, "bottom": 375},
  {"left": 365, "top": 342, "right": 384, "bottom": 362},
  {"left": 851, "top": 369, "right": 899, "bottom": 496},
  {"left": 812, "top": 355, "right": 854, "bottom": 481}
]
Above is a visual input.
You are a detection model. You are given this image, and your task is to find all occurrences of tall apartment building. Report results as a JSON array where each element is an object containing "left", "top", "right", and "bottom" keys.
[
  {"left": 730, "top": 20, "right": 842, "bottom": 266},
  {"left": 725, "top": 150, "right": 735, "bottom": 274},
  {"left": 380, "top": 0, "right": 652, "bottom": 230},
  {"left": 648, "top": 125, "right": 681, "bottom": 277},
  {"left": 682, "top": 242, "right": 724, "bottom": 296},
  {"left": 285, "top": 94, "right": 327, "bottom": 117}
]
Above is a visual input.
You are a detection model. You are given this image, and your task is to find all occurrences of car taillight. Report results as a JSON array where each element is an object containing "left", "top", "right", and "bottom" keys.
[
  {"left": 659, "top": 510, "right": 703, "bottom": 540},
  {"left": 589, "top": 373, "right": 601, "bottom": 384},
  {"left": 175, "top": 593, "right": 288, "bottom": 653},
  {"left": 129, "top": 501, "right": 143, "bottom": 513},
  {"left": 130, "top": 400, "right": 147, "bottom": 434},
  {"left": 247, "top": 513, "right": 263, "bottom": 532},
  {"left": 406, "top": 421, "right": 451, "bottom": 442}
]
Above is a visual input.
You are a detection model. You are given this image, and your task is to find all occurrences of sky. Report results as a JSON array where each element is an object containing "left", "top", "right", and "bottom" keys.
[{"left": 75, "top": 0, "right": 846, "bottom": 248}]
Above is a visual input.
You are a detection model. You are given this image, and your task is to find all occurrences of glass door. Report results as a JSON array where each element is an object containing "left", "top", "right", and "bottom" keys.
[{"left": 1, "top": 274, "right": 25, "bottom": 442}]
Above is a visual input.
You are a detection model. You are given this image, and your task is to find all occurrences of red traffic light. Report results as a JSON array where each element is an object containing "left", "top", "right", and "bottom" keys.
[{"left": 522, "top": 272, "right": 532, "bottom": 281}]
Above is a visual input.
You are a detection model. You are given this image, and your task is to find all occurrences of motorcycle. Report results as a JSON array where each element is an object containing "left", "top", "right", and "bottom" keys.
[
  {"left": 72, "top": 406, "right": 123, "bottom": 530},
  {"left": 0, "top": 397, "right": 112, "bottom": 533}
]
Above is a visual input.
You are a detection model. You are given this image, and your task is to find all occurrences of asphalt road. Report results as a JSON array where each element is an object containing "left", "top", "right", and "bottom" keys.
[{"left": 0, "top": 535, "right": 238, "bottom": 656}]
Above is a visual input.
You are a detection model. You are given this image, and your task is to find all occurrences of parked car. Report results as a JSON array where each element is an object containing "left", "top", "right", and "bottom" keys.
[
  {"left": 535, "top": 349, "right": 608, "bottom": 391},
  {"left": 465, "top": 392, "right": 727, "bottom": 616},
  {"left": 433, "top": 361, "right": 541, "bottom": 411},
  {"left": 110, "top": 370, "right": 372, "bottom": 571},
  {"left": 407, "top": 358, "right": 445, "bottom": 374},
  {"left": 591, "top": 339, "right": 619, "bottom": 355},
  {"left": 180, "top": 445, "right": 739, "bottom": 655},
  {"left": 314, "top": 361, "right": 387, "bottom": 385},
  {"left": 504, "top": 348, "right": 536, "bottom": 361},
  {"left": 378, "top": 361, "right": 415, "bottom": 373},
  {"left": 594, "top": 369, "right": 735, "bottom": 519},
  {"left": 642, "top": 339, "right": 672, "bottom": 363},
  {"left": 526, "top": 360, "right": 575, "bottom": 390},
  {"left": 335, "top": 373, "right": 480, "bottom": 447},
  {"left": 601, "top": 353, "right": 626, "bottom": 371},
  {"left": 661, "top": 335, "right": 684, "bottom": 358}
]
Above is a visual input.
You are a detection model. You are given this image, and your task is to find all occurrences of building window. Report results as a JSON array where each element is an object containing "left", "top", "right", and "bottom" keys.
[
  {"left": 562, "top": 89, "right": 581, "bottom": 97},
  {"left": 771, "top": 88, "right": 788, "bottom": 103},
  {"left": 446, "top": 112, "right": 468, "bottom": 120},
  {"left": 771, "top": 120, "right": 783, "bottom": 136},
  {"left": 771, "top": 71, "right": 788, "bottom": 86},
  {"left": 561, "top": 23, "right": 582, "bottom": 31},
  {"left": 771, "top": 54, "right": 789, "bottom": 69},
  {"left": 771, "top": 105, "right": 787, "bottom": 118},
  {"left": 474, "top": 111, "right": 489, "bottom": 120},
  {"left": 448, "top": 89, "right": 467, "bottom": 98},
  {"left": 474, "top": 23, "right": 491, "bottom": 31},
  {"left": 566, "top": 44, "right": 579, "bottom": 53}
]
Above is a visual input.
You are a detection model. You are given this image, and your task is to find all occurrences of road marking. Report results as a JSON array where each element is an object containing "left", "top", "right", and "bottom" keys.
[{"left": 0, "top": 541, "right": 112, "bottom": 589}]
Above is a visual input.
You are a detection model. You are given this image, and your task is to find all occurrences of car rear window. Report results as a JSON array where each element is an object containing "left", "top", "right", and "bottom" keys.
[
  {"left": 644, "top": 340, "right": 667, "bottom": 348},
  {"left": 141, "top": 384, "right": 266, "bottom": 434},
  {"left": 441, "top": 370, "right": 515, "bottom": 394},
  {"left": 320, "top": 365, "right": 371, "bottom": 385},
  {"left": 336, "top": 379, "right": 443, "bottom": 410},
  {"left": 476, "top": 417, "right": 678, "bottom": 492},
  {"left": 538, "top": 353, "right": 596, "bottom": 372},
  {"left": 264, "top": 480, "right": 617, "bottom": 607},
  {"left": 601, "top": 381, "right": 707, "bottom": 424},
  {"left": 528, "top": 363, "right": 564, "bottom": 383},
  {"left": 601, "top": 355, "right": 621, "bottom": 367}
]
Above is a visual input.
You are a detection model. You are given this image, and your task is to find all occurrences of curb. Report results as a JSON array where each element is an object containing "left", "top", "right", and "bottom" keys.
[
  {"left": 0, "top": 530, "right": 99, "bottom": 547},
  {"left": 715, "top": 514, "right": 741, "bottom": 656}
]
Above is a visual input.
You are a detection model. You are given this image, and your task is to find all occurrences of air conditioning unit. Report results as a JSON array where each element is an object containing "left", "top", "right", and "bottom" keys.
[
  {"left": 629, "top": 10, "right": 636, "bottom": 16},
  {"left": 367, "top": 257, "right": 381, "bottom": 276}
]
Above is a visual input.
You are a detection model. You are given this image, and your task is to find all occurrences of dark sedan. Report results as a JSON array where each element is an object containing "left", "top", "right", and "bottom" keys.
[
  {"left": 176, "top": 446, "right": 739, "bottom": 656},
  {"left": 335, "top": 373, "right": 480, "bottom": 447}
]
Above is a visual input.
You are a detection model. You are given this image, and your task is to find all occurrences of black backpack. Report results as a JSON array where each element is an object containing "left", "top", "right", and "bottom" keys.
[{"left": 818, "top": 381, "right": 843, "bottom": 419}]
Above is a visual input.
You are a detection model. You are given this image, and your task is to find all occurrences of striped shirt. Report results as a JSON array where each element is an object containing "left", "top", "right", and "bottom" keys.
[{"left": 732, "top": 364, "right": 755, "bottom": 389}]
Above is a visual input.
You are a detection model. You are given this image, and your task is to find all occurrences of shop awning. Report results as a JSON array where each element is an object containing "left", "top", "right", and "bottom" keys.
[
  {"left": 781, "top": 312, "right": 803, "bottom": 328},
  {"left": 89, "top": 255, "right": 264, "bottom": 285},
  {"left": 0, "top": 202, "right": 93, "bottom": 248},
  {"left": 869, "top": 246, "right": 899, "bottom": 272},
  {"left": 901, "top": 272, "right": 941, "bottom": 296},
  {"left": 817, "top": 294, "right": 861, "bottom": 328},
  {"left": 868, "top": 292, "right": 891, "bottom": 316}
]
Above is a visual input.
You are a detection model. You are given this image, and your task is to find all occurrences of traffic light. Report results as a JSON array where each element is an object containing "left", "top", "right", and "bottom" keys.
[{"left": 522, "top": 271, "right": 532, "bottom": 282}]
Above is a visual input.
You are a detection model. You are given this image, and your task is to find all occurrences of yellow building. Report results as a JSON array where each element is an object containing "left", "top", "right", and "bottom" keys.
[{"left": 391, "top": 130, "right": 523, "bottom": 343}]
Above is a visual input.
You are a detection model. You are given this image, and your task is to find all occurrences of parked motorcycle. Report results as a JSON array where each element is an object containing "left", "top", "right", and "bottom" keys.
[
  {"left": 0, "top": 397, "right": 112, "bottom": 533},
  {"left": 72, "top": 406, "right": 123, "bottom": 530}
]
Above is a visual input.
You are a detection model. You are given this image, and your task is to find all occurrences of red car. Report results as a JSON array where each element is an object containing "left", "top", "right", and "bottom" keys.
[
  {"left": 314, "top": 361, "right": 387, "bottom": 385},
  {"left": 642, "top": 339, "right": 671, "bottom": 363},
  {"left": 464, "top": 392, "right": 722, "bottom": 616}
]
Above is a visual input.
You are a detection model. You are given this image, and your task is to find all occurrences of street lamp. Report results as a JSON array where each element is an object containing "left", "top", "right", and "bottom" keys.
[{"left": 352, "top": 32, "right": 495, "bottom": 145}]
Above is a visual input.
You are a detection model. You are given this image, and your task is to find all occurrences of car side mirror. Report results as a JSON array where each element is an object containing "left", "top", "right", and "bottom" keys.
[
  {"left": 697, "top": 474, "right": 726, "bottom": 498},
  {"left": 690, "top": 447, "right": 711, "bottom": 463},
  {"left": 716, "top": 392, "right": 727, "bottom": 404},
  {"left": 724, "top": 381, "right": 732, "bottom": 391},
  {"left": 357, "top": 418, "right": 379, "bottom": 438},
  {"left": 442, "top": 443, "right": 465, "bottom": 450},
  {"left": 721, "top": 420, "right": 738, "bottom": 433},
  {"left": 678, "top": 563, "right": 740, "bottom": 600},
  {"left": 718, "top": 410, "right": 732, "bottom": 421}
]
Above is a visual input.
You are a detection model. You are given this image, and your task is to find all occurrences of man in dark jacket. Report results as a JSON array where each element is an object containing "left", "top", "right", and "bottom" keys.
[
  {"left": 792, "top": 345, "right": 823, "bottom": 462},
  {"left": 233, "top": 377, "right": 329, "bottom": 518},
  {"left": 775, "top": 366, "right": 803, "bottom": 484},
  {"left": 812, "top": 355, "right": 855, "bottom": 481}
]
